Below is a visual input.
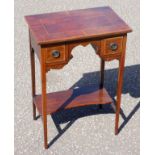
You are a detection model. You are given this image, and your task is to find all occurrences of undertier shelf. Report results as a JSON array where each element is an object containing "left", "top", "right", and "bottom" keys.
[{"left": 33, "top": 85, "right": 113, "bottom": 115}]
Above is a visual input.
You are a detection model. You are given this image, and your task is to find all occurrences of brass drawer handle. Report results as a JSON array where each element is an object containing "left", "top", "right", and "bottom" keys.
[
  {"left": 51, "top": 50, "right": 60, "bottom": 58},
  {"left": 109, "top": 42, "right": 118, "bottom": 51}
]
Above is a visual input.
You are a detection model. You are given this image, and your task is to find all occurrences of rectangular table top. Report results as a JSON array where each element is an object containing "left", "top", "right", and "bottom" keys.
[{"left": 25, "top": 6, "right": 132, "bottom": 45}]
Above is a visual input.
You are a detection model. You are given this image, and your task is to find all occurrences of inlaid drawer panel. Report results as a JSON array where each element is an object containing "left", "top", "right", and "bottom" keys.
[
  {"left": 45, "top": 45, "right": 68, "bottom": 64},
  {"left": 101, "top": 37, "right": 123, "bottom": 56}
]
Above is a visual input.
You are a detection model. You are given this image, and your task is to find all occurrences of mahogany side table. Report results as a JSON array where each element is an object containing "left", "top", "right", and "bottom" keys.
[{"left": 25, "top": 6, "right": 132, "bottom": 149}]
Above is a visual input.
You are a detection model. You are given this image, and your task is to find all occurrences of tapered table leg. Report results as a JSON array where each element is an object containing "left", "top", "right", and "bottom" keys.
[
  {"left": 115, "top": 35, "right": 127, "bottom": 135},
  {"left": 99, "top": 59, "right": 105, "bottom": 109},
  {"left": 29, "top": 32, "right": 36, "bottom": 120},
  {"left": 40, "top": 50, "right": 48, "bottom": 149}
]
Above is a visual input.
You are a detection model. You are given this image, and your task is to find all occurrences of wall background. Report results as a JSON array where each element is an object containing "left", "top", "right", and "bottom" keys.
[{"left": 15, "top": 0, "right": 140, "bottom": 154}]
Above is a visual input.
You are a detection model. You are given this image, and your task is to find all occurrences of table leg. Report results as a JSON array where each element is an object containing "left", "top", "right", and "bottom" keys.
[
  {"left": 40, "top": 50, "right": 48, "bottom": 149},
  {"left": 99, "top": 59, "right": 105, "bottom": 109},
  {"left": 115, "top": 35, "right": 127, "bottom": 135},
  {"left": 100, "top": 58, "right": 105, "bottom": 88},
  {"left": 29, "top": 36, "right": 36, "bottom": 120}
]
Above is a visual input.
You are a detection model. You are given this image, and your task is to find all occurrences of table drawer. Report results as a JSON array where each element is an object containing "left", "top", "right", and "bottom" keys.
[
  {"left": 45, "top": 45, "right": 68, "bottom": 64},
  {"left": 101, "top": 37, "right": 123, "bottom": 55}
]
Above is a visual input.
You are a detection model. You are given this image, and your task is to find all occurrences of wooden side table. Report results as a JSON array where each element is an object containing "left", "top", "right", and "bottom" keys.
[{"left": 25, "top": 6, "right": 132, "bottom": 149}]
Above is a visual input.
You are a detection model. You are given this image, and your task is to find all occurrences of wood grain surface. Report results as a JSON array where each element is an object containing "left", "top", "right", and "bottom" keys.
[
  {"left": 34, "top": 85, "right": 113, "bottom": 115},
  {"left": 25, "top": 7, "right": 132, "bottom": 45}
]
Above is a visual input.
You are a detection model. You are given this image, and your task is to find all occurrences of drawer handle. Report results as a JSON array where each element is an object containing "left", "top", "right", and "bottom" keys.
[
  {"left": 109, "top": 42, "right": 118, "bottom": 51},
  {"left": 51, "top": 50, "right": 60, "bottom": 58}
]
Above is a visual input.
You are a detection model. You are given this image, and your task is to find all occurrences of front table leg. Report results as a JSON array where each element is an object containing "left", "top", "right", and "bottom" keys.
[
  {"left": 40, "top": 51, "right": 48, "bottom": 149},
  {"left": 115, "top": 35, "right": 127, "bottom": 135}
]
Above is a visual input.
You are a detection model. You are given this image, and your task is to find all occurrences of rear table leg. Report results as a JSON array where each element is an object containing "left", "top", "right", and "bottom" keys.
[
  {"left": 99, "top": 59, "right": 105, "bottom": 109},
  {"left": 29, "top": 32, "right": 36, "bottom": 120}
]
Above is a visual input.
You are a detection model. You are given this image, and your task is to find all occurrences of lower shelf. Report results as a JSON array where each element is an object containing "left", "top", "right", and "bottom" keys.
[{"left": 33, "top": 85, "right": 113, "bottom": 115}]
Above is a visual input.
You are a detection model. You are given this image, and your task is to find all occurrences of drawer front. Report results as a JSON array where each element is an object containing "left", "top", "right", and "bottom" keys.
[
  {"left": 101, "top": 37, "right": 123, "bottom": 55},
  {"left": 45, "top": 45, "right": 68, "bottom": 64}
]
